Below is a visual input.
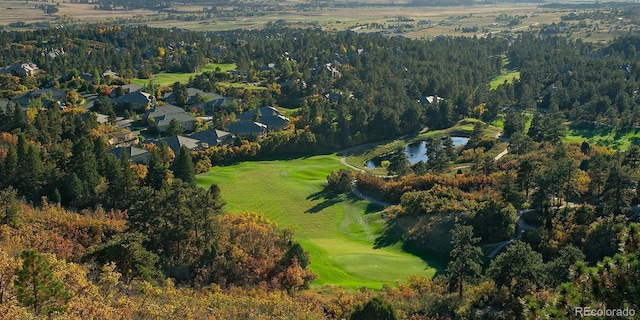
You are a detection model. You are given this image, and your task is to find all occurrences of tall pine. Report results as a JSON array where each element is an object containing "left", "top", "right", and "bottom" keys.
[
  {"left": 14, "top": 250, "right": 72, "bottom": 315},
  {"left": 172, "top": 145, "right": 195, "bottom": 185}
]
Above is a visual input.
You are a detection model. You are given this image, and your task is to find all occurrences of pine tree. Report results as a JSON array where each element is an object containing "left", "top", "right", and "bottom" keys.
[
  {"left": 14, "top": 250, "right": 72, "bottom": 315},
  {"left": 172, "top": 145, "right": 195, "bottom": 184},
  {"left": 12, "top": 104, "right": 27, "bottom": 132},
  {"left": 447, "top": 224, "right": 483, "bottom": 299},
  {"left": 146, "top": 149, "right": 168, "bottom": 190},
  {"left": 0, "top": 145, "right": 17, "bottom": 187}
]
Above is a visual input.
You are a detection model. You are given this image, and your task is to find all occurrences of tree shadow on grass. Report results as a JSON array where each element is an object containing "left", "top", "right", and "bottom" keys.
[
  {"left": 374, "top": 220, "right": 402, "bottom": 249},
  {"left": 305, "top": 189, "right": 342, "bottom": 214},
  {"left": 344, "top": 193, "right": 385, "bottom": 214},
  {"left": 374, "top": 220, "right": 448, "bottom": 275}
]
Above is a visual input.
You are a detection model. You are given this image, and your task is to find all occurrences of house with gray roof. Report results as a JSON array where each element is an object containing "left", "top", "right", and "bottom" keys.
[
  {"left": 228, "top": 121, "right": 267, "bottom": 137},
  {"left": 108, "top": 146, "right": 150, "bottom": 164},
  {"left": 150, "top": 135, "right": 207, "bottom": 154},
  {"left": 191, "top": 96, "right": 235, "bottom": 115},
  {"left": 11, "top": 88, "right": 67, "bottom": 108},
  {"left": 237, "top": 106, "right": 290, "bottom": 131},
  {"left": 80, "top": 111, "right": 110, "bottom": 125},
  {"left": 143, "top": 105, "right": 195, "bottom": 133},
  {"left": 188, "top": 129, "right": 233, "bottom": 147},
  {"left": 115, "top": 91, "right": 153, "bottom": 111},
  {"left": 164, "top": 88, "right": 211, "bottom": 106},
  {"left": 120, "top": 84, "right": 145, "bottom": 94},
  {"left": 0, "top": 99, "right": 10, "bottom": 114}
]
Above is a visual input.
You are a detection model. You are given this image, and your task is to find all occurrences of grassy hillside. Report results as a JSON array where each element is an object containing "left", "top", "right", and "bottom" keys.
[{"left": 196, "top": 154, "right": 439, "bottom": 289}]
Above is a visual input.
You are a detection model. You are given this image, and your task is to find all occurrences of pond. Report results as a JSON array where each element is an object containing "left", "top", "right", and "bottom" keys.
[{"left": 365, "top": 136, "right": 469, "bottom": 168}]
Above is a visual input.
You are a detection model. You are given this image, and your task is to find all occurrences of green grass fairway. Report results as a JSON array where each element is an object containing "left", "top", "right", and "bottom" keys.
[
  {"left": 196, "top": 154, "right": 438, "bottom": 289},
  {"left": 565, "top": 123, "right": 640, "bottom": 150},
  {"left": 132, "top": 63, "right": 236, "bottom": 86},
  {"left": 490, "top": 71, "right": 520, "bottom": 90}
]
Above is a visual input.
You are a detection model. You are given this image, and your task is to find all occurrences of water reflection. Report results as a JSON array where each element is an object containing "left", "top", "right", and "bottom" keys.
[{"left": 365, "top": 136, "right": 469, "bottom": 168}]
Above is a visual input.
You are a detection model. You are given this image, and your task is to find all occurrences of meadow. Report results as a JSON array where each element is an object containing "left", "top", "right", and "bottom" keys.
[{"left": 196, "top": 154, "right": 440, "bottom": 289}]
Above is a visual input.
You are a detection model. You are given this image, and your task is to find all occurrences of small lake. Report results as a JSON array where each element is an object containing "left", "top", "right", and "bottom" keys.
[{"left": 365, "top": 136, "right": 469, "bottom": 168}]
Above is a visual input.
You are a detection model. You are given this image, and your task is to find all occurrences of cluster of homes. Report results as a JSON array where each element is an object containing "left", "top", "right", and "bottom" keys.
[
  {"left": 1, "top": 83, "right": 289, "bottom": 165},
  {"left": 1, "top": 62, "right": 294, "bottom": 164},
  {"left": 112, "top": 85, "right": 289, "bottom": 136},
  {"left": 107, "top": 103, "right": 290, "bottom": 165}
]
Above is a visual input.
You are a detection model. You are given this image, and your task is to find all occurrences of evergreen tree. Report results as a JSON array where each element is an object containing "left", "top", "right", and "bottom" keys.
[
  {"left": 14, "top": 250, "right": 72, "bottom": 315},
  {"left": 386, "top": 149, "right": 411, "bottom": 176},
  {"left": 12, "top": 104, "right": 27, "bottom": 132},
  {"left": 172, "top": 145, "right": 195, "bottom": 185},
  {"left": 447, "top": 224, "right": 483, "bottom": 299},
  {"left": 488, "top": 241, "right": 543, "bottom": 301},
  {"left": 0, "top": 145, "right": 17, "bottom": 187},
  {"left": 167, "top": 118, "right": 184, "bottom": 136},
  {"left": 349, "top": 297, "right": 398, "bottom": 320},
  {"left": 146, "top": 149, "right": 168, "bottom": 190},
  {"left": 172, "top": 82, "right": 188, "bottom": 107}
]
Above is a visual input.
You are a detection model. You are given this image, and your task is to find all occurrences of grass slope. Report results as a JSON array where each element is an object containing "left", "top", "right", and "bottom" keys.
[
  {"left": 565, "top": 123, "right": 640, "bottom": 150},
  {"left": 489, "top": 71, "right": 520, "bottom": 90},
  {"left": 196, "top": 154, "right": 437, "bottom": 289},
  {"left": 131, "top": 63, "right": 236, "bottom": 86}
]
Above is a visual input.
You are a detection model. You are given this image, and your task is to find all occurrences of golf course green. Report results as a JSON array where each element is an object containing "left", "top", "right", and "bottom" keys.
[{"left": 196, "top": 154, "right": 439, "bottom": 289}]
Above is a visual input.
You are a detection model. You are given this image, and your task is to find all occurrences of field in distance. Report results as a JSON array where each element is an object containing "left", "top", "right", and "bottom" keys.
[
  {"left": 1, "top": 1, "right": 637, "bottom": 43},
  {"left": 196, "top": 154, "right": 440, "bottom": 289}
]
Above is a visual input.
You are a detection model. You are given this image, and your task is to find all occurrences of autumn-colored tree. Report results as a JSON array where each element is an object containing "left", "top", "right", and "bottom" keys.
[{"left": 326, "top": 169, "right": 355, "bottom": 193}]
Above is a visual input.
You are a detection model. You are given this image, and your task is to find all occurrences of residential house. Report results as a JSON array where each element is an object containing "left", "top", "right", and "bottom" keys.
[
  {"left": 150, "top": 135, "right": 207, "bottom": 155},
  {"left": 79, "top": 73, "right": 95, "bottom": 83},
  {"left": 228, "top": 121, "right": 267, "bottom": 137},
  {"left": 143, "top": 105, "right": 195, "bottom": 133},
  {"left": 120, "top": 84, "right": 145, "bottom": 94},
  {"left": 191, "top": 95, "right": 235, "bottom": 115},
  {"left": 11, "top": 88, "right": 67, "bottom": 108},
  {"left": 325, "top": 92, "right": 343, "bottom": 103},
  {"left": 102, "top": 70, "right": 119, "bottom": 80},
  {"left": 107, "top": 130, "right": 139, "bottom": 147},
  {"left": 0, "top": 99, "right": 10, "bottom": 113},
  {"left": 163, "top": 88, "right": 210, "bottom": 106},
  {"left": 0, "top": 62, "right": 40, "bottom": 76},
  {"left": 418, "top": 95, "right": 445, "bottom": 105},
  {"left": 108, "top": 146, "right": 150, "bottom": 164},
  {"left": 237, "top": 106, "right": 290, "bottom": 131},
  {"left": 115, "top": 91, "right": 153, "bottom": 111},
  {"left": 311, "top": 63, "right": 341, "bottom": 78},
  {"left": 330, "top": 53, "right": 347, "bottom": 65},
  {"left": 259, "top": 63, "right": 276, "bottom": 71},
  {"left": 188, "top": 129, "right": 233, "bottom": 147},
  {"left": 43, "top": 48, "right": 65, "bottom": 59},
  {"left": 80, "top": 111, "right": 110, "bottom": 125}
]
